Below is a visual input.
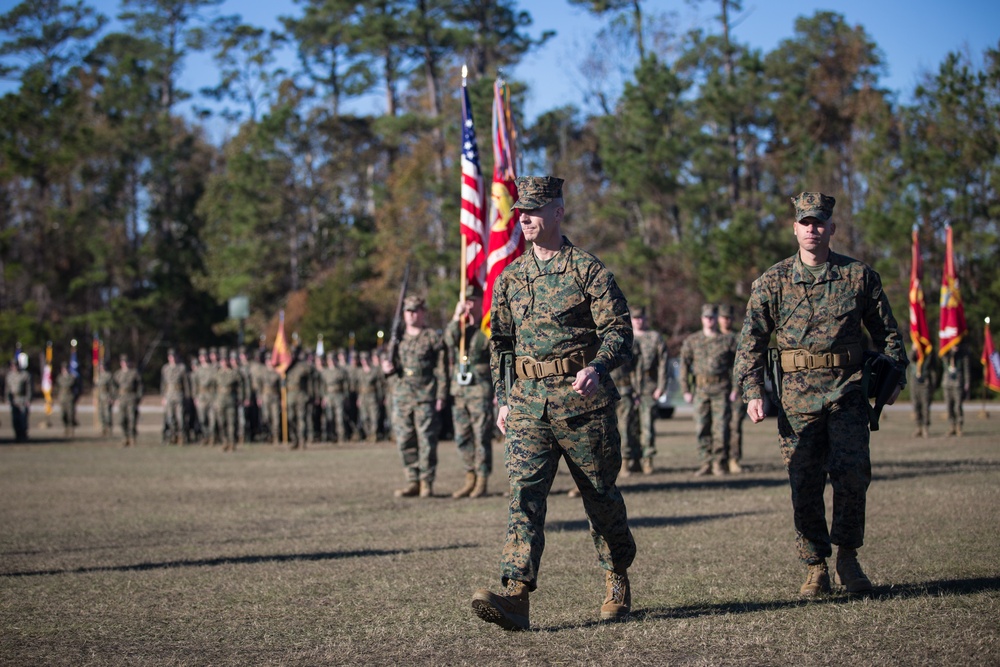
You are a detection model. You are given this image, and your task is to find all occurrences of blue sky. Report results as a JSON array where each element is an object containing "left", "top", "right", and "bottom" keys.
[{"left": 2, "top": 0, "right": 998, "bottom": 127}]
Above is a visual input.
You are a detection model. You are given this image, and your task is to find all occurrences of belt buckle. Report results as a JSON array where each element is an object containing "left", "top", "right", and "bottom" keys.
[
  {"left": 552, "top": 358, "right": 565, "bottom": 376},
  {"left": 793, "top": 351, "right": 808, "bottom": 369},
  {"left": 531, "top": 361, "right": 544, "bottom": 379}
]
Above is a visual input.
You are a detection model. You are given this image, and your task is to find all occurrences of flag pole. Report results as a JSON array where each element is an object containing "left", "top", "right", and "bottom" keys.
[
  {"left": 982, "top": 316, "right": 992, "bottom": 420},
  {"left": 458, "top": 65, "right": 470, "bottom": 367}
]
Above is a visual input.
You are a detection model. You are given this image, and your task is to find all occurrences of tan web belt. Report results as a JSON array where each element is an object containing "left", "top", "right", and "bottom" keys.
[
  {"left": 515, "top": 347, "right": 597, "bottom": 380},
  {"left": 696, "top": 374, "right": 728, "bottom": 387},
  {"left": 779, "top": 345, "right": 863, "bottom": 372}
]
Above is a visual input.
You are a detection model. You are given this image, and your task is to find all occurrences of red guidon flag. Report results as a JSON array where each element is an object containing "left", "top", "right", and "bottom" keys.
[
  {"left": 482, "top": 77, "right": 523, "bottom": 335},
  {"left": 459, "top": 72, "right": 487, "bottom": 292},
  {"left": 938, "top": 225, "right": 967, "bottom": 356},
  {"left": 983, "top": 320, "right": 1000, "bottom": 393},
  {"left": 909, "top": 227, "right": 932, "bottom": 373},
  {"left": 271, "top": 310, "right": 292, "bottom": 375}
]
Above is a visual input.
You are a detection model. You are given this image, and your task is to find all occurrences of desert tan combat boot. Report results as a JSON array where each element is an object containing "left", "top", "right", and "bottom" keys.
[
  {"left": 640, "top": 457, "right": 654, "bottom": 475},
  {"left": 472, "top": 580, "right": 530, "bottom": 631},
  {"left": 451, "top": 471, "right": 476, "bottom": 498},
  {"left": 619, "top": 460, "right": 632, "bottom": 478},
  {"left": 799, "top": 561, "right": 832, "bottom": 598},
  {"left": 393, "top": 481, "right": 420, "bottom": 498},
  {"left": 711, "top": 460, "right": 726, "bottom": 476},
  {"left": 693, "top": 462, "right": 711, "bottom": 477},
  {"left": 419, "top": 480, "right": 433, "bottom": 498},
  {"left": 469, "top": 475, "right": 488, "bottom": 498},
  {"left": 728, "top": 458, "right": 743, "bottom": 474},
  {"left": 835, "top": 548, "right": 873, "bottom": 594},
  {"left": 600, "top": 570, "right": 631, "bottom": 620}
]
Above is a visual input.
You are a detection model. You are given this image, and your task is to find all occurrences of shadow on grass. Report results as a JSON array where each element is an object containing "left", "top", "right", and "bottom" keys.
[
  {"left": 872, "top": 458, "right": 1000, "bottom": 481},
  {"left": 2, "top": 542, "right": 478, "bottom": 578},
  {"left": 535, "top": 575, "right": 1000, "bottom": 632},
  {"left": 620, "top": 477, "right": 790, "bottom": 494},
  {"left": 547, "top": 510, "right": 773, "bottom": 533}
]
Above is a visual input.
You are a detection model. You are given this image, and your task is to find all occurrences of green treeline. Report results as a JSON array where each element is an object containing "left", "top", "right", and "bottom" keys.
[{"left": 1, "top": 0, "right": 998, "bottom": 381}]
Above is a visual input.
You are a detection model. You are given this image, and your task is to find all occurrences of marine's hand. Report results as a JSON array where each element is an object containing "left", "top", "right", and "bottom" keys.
[
  {"left": 496, "top": 405, "right": 509, "bottom": 435},
  {"left": 381, "top": 359, "right": 394, "bottom": 374},
  {"left": 572, "top": 367, "right": 600, "bottom": 397},
  {"left": 683, "top": 392, "right": 693, "bottom": 404},
  {"left": 747, "top": 398, "right": 765, "bottom": 423}
]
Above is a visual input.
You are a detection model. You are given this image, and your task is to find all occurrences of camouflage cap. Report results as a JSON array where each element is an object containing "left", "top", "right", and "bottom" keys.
[
  {"left": 403, "top": 295, "right": 425, "bottom": 311},
  {"left": 167, "top": 348, "right": 177, "bottom": 357},
  {"left": 119, "top": 353, "right": 129, "bottom": 363},
  {"left": 717, "top": 303, "right": 735, "bottom": 319},
  {"left": 198, "top": 347, "right": 208, "bottom": 356},
  {"left": 514, "top": 175, "right": 564, "bottom": 211},
  {"left": 791, "top": 192, "right": 836, "bottom": 223},
  {"left": 701, "top": 303, "right": 717, "bottom": 318},
  {"left": 632, "top": 306, "right": 647, "bottom": 319}
]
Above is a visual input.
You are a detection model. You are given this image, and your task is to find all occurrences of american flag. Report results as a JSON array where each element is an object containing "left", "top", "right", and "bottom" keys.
[
  {"left": 482, "top": 77, "right": 523, "bottom": 335},
  {"left": 460, "top": 80, "right": 487, "bottom": 293}
]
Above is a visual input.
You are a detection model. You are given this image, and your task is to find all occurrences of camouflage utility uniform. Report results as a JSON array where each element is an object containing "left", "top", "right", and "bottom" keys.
[
  {"left": 160, "top": 356, "right": 189, "bottom": 444},
  {"left": 941, "top": 345, "right": 970, "bottom": 436},
  {"left": 610, "top": 339, "right": 640, "bottom": 472},
  {"left": 633, "top": 321, "right": 668, "bottom": 469},
  {"left": 445, "top": 314, "right": 494, "bottom": 491},
  {"left": 389, "top": 324, "right": 447, "bottom": 486},
  {"left": 215, "top": 358, "right": 245, "bottom": 449},
  {"left": 680, "top": 321, "right": 737, "bottom": 472},
  {"left": 908, "top": 350, "right": 940, "bottom": 437},
  {"left": 735, "top": 249, "right": 907, "bottom": 565},
  {"left": 490, "top": 235, "right": 636, "bottom": 591},
  {"left": 113, "top": 360, "right": 143, "bottom": 446},
  {"left": 96, "top": 366, "right": 115, "bottom": 436},
  {"left": 355, "top": 354, "right": 384, "bottom": 441},
  {"left": 55, "top": 368, "right": 79, "bottom": 437},
  {"left": 6, "top": 364, "right": 32, "bottom": 442},
  {"left": 321, "top": 355, "right": 352, "bottom": 442}
]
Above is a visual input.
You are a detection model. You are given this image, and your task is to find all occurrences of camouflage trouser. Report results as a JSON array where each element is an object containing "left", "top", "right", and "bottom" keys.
[
  {"left": 500, "top": 404, "right": 636, "bottom": 591},
  {"left": 323, "top": 393, "right": 348, "bottom": 442},
  {"left": 358, "top": 394, "right": 380, "bottom": 440},
  {"left": 694, "top": 388, "right": 731, "bottom": 464},
  {"left": 119, "top": 399, "right": 139, "bottom": 438},
  {"left": 616, "top": 389, "right": 640, "bottom": 463},
  {"left": 216, "top": 401, "right": 238, "bottom": 445},
  {"left": 637, "top": 393, "right": 657, "bottom": 459},
  {"left": 451, "top": 393, "right": 493, "bottom": 476},
  {"left": 60, "top": 399, "right": 76, "bottom": 429},
  {"left": 286, "top": 395, "right": 311, "bottom": 445},
  {"left": 777, "top": 391, "right": 871, "bottom": 564},
  {"left": 729, "top": 398, "right": 747, "bottom": 461},
  {"left": 392, "top": 397, "right": 439, "bottom": 483},
  {"left": 911, "top": 380, "right": 934, "bottom": 427},
  {"left": 10, "top": 403, "right": 29, "bottom": 441},
  {"left": 262, "top": 397, "right": 281, "bottom": 442},
  {"left": 164, "top": 396, "right": 185, "bottom": 442},
  {"left": 196, "top": 397, "right": 217, "bottom": 443},
  {"left": 98, "top": 397, "right": 113, "bottom": 433},
  {"left": 943, "top": 385, "right": 964, "bottom": 427}
]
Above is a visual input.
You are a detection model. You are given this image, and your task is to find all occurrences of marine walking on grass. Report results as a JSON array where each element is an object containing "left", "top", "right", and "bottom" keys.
[{"left": 735, "top": 191, "right": 907, "bottom": 598}]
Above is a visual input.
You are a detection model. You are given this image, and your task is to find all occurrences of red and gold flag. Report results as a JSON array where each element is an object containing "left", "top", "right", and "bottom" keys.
[
  {"left": 983, "top": 319, "right": 1000, "bottom": 393},
  {"left": 908, "top": 227, "right": 932, "bottom": 373},
  {"left": 271, "top": 311, "right": 292, "bottom": 375},
  {"left": 482, "top": 77, "right": 523, "bottom": 335},
  {"left": 459, "top": 71, "right": 487, "bottom": 293},
  {"left": 938, "top": 225, "right": 967, "bottom": 356}
]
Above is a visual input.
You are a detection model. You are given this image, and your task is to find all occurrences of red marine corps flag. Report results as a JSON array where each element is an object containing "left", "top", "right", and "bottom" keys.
[
  {"left": 983, "top": 318, "right": 1000, "bottom": 394},
  {"left": 482, "top": 76, "right": 523, "bottom": 335},
  {"left": 909, "top": 226, "right": 933, "bottom": 373},
  {"left": 938, "top": 225, "right": 968, "bottom": 356},
  {"left": 459, "top": 66, "right": 487, "bottom": 294}
]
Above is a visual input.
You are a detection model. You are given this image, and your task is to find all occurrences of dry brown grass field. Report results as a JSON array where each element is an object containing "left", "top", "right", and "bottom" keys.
[{"left": 2, "top": 401, "right": 998, "bottom": 666}]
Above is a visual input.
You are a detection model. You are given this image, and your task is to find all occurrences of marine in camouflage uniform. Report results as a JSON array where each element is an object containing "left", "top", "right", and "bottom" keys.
[
  {"left": 382, "top": 295, "right": 448, "bottom": 497},
  {"left": 908, "top": 347, "right": 940, "bottom": 437},
  {"left": 96, "top": 362, "right": 115, "bottom": 437},
  {"left": 321, "top": 351, "right": 352, "bottom": 443},
  {"left": 472, "top": 176, "right": 635, "bottom": 631},
  {"left": 258, "top": 352, "right": 283, "bottom": 444},
  {"left": 55, "top": 362, "right": 79, "bottom": 438},
  {"left": 444, "top": 288, "right": 494, "bottom": 499},
  {"left": 160, "top": 349, "right": 189, "bottom": 444},
  {"left": 192, "top": 348, "right": 218, "bottom": 444},
  {"left": 113, "top": 354, "right": 143, "bottom": 447},
  {"left": 680, "top": 304, "right": 737, "bottom": 476},
  {"left": 355, "top": 351, "right": 383, "bottom": 441},
  {"left": 214, "top": 351, "right": 245, "bottom": 450},
  {"left": 610, "top": 332, "right": 640, "bottom": 479},
  {"left": 632, "top": 307, "right": 668, "bottom": 473},
  {"left": 941, "top": 343, "right": 970, "bottom": 437},
  {"left": 285, "top": 349, "right": 315, "bottom": 448},
  {"left": 735, "top": 192, "right": 907, "bottom": 597},
  {"left": 718, "top": 303, "right": 746, "bottom": 472},
  {"left": 5, "top": 357, "right": 32, "bottom": 442}
]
